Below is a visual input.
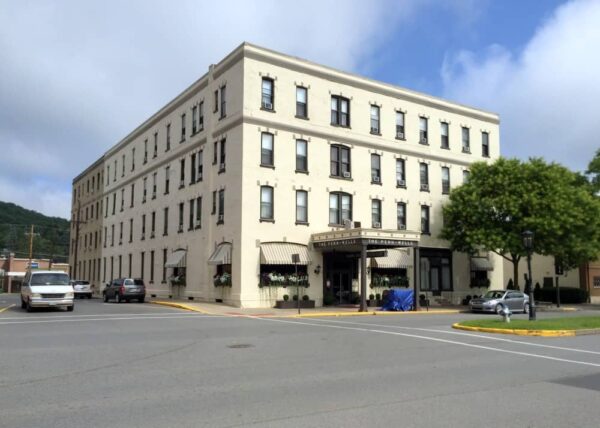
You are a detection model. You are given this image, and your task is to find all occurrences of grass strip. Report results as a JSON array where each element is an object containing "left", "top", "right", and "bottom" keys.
[{"left": 459, "top": 316, "right": 600, "bottom": 331}]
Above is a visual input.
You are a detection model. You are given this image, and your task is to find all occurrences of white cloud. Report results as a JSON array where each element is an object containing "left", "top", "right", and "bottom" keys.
[
  {"left": 0, "top": 0, "right": 423, "bottom": 219},
  {"left": 441, "top": 0, "right": 600, "bottom": 172}
]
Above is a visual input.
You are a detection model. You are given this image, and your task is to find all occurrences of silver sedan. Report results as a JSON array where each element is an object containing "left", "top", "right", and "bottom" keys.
[{"left": 469, "top": 290, "right": 530, "bottom": 314}]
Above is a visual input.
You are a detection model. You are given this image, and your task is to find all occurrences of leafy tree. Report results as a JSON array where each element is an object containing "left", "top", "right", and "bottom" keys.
[
  {"left": 586, "top": 148, "right": 600, "bottom": 195},
  {"left": 440, "top": 158, "right": 600, "bottom": 289}
]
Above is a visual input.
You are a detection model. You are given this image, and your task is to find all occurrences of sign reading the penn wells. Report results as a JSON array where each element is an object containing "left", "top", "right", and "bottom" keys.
[
  {"left": 313, "top": 238, "right": 417, "bottom": 249},
  {"left": 313, "top": 238, "right": 360, "bottom": 248}
]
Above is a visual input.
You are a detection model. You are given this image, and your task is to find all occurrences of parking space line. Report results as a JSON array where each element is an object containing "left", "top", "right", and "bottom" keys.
[
  {"left": 303, "top": 318, "right": 600, "bottom": 356},
  {"left": 250, "top": 316, "right": 600, "bottom": 368},
  {"left": 0, "top": 304, "right": 15, "bottom": 313}
]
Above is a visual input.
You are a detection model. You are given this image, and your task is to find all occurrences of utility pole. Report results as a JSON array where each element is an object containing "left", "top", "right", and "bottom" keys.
[
  {"left": 25, "top": 225, "right": 40, "bottom": 271},
  {"left": 72, "top": 200, "right": 85, "bottom": 279}
]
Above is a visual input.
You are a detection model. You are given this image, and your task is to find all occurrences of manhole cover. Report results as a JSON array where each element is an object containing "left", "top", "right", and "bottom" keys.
[{"left": 227, "top": 344, "right": 253, "bottom": 349}]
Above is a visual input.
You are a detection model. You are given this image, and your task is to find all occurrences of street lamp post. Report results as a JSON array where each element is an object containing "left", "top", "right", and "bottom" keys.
[{"left": 522, "top": 230, "right": 536, "bottom": 321}]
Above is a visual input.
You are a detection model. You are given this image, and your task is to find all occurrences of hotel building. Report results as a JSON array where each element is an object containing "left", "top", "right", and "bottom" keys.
[{"left": 70, "top": 43, "right": 502, "bottom": 308}]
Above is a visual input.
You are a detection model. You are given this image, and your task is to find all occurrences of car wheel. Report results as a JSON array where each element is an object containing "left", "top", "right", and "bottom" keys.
[
  {"left": 103, "top": 293, "right": 108, "bottom": 302},
  {"left": 88, "top": 294, "right": 93, "bottom": 299},
  {"left": 495, "top": 304, "right": 504, "bottom": 314},
  {"left": 26, "top": 299, "right": 34, "bottom": 313},
  {"left": 138, "top": 297, "right": 145, "bottom": 303},
  {"left": 67, "top": 305, "right": 74, "bottom": 312},
  {"left": 523, "top": 303, "right": 529, "bottom": 314},
  {"left": 115, "top": 294, "right": 121, "bottom": 303}
]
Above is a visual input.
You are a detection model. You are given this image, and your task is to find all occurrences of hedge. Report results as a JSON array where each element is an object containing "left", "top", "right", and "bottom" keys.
[{"left": 534, "top": 286, "right": 588, "bottom": 304}]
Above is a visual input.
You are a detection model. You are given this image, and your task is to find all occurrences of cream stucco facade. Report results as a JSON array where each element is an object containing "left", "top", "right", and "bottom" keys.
[{"left": 70, "top": 42, "right": 503, "bottom": 308}]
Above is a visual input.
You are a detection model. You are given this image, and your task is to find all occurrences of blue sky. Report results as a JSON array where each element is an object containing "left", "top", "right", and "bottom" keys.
[{"left": 0, "top": 0, "right": 598, "bottom": 219}]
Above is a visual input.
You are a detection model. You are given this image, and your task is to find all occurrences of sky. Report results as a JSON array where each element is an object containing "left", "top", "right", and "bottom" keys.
[{"left": 1, "top": 0, "right": 598, "bottom": 219}]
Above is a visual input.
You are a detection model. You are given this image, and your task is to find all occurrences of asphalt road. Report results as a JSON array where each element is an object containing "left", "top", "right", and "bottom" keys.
[{"left": 1, "top": 294, "right": 599, "bottom": 428}]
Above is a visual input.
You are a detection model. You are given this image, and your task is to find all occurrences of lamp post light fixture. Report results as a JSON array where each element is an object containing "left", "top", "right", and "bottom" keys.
[{"left": 522, "top": 230, "right": 536, "bottom": 321}]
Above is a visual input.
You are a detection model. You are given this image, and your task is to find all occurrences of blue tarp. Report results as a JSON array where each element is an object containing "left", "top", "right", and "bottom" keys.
[{"left": 380, "top": 289, "right": 414, "bottom": 311}]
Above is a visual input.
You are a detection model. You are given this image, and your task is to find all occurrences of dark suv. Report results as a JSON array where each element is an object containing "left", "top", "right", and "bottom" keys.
[{"left": 103, "top": 278, "right": 146, "bottom": 303}]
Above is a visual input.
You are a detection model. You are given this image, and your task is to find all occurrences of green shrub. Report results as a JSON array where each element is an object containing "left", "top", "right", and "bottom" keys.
[
  {"left": 375, "top": 293, "right": 381, "bottom": 300},
  {"left": 369, "top": 294, "right": 375, "bottom": 300},
  {"left": 302, "top": 295, "right": 309, "bottom": 301},
  {"left": 292, "top": 294, "right": 299, "bottom": 301},
  {"left": 534, "top": 287, "right": 588, "bottom": 304},
  {"left": 283, "top": 294, "right": 289, "bottom": 301}
]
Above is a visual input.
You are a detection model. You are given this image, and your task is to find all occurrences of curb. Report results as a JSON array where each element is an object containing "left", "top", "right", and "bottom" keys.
[
  {"left": 151, "top": 301, "right": 213, "bottom": 315},
  {"left": 452, "top": 322, "right": 583, "bottom": 337},
  {"left": 292, "top": 309, "right": 462, "bottom": 318}
]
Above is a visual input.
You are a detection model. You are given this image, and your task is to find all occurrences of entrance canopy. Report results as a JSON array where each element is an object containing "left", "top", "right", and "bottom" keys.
[
  {"left": 208, "top": 242, "right": 232, "bottom": 265},
  {"left": 165, "top": 249, "right": 187, "bottom": 268},
  {"left": 370, "top": 248, "right": 412, "bottom": 269},
  {"left": 470, "top": 257, "right": 493, "bottom": 271},
  {"left": 311, "top": 228, "right": 420, "bottom": 252},
  {"left": 260, "top": 242, "right": 311, "bottom": 265}
]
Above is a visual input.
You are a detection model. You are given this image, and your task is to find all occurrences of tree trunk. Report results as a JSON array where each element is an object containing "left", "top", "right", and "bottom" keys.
[{"left": 512, "top": 258, "right": 519, "bottom": 290}]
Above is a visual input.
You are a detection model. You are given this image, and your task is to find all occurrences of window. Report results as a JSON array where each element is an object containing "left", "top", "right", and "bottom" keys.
[
  {"left": 178, "top": 202, "right": 184, "bottom": 232},
  {"left": 103, "top": 226, "right": 107, "bottom": 248},
  {"left": 120, "top": 189, "right": 124, "bottom": 211},
  {"left": 192, "top": 105, "right": 198, "bottom": 134},
  {"left": 150, "top": 250, "right": 154, "bottom": 283},
  {"left": 131, "top": 148, "right": 135, "bottom": 171},
  {"left": 180, "top": 114, "right": 186, "bottom": 142},
  {"left": 296, "top": 139, "right": 307, "bottom": 172},
  {"left": 212, "top": 190, "right": 216, "bottom": 214},
  {"left": 128, "top": 254, "right": 132, "bottom": 278},
  {"left": 261, "top": 132, "right": 274, "bottom": 167},
  {"left": 213, "top": 141, "right": 217, "bottom": 165},
  {"left": 106, "top": 165, "right": 110, "bottom": 185},
  {"left": 330, "top": 145, "right": 351, "bottom": 178},
  {"left": 129, "top": 218, "right": 133, "bottom": 243},
  {"left": 219, "top": 139, "right": 226, "bottom": 171},
  {"left": 419, "top": 117, "right": 428, "bottom": 144},
  {"left": 396, "top": 111, "right": 405, "bottom": 139},
  {"left": 421, "top": 205, "right": 430, "bottom": 234},
  {"left": 197, "top": 150, "right": 203, "bottom": 181},
  {"left": 218, "top": 189, "right": 224, "bottom": 223},
  {"left": 441, "top": 122, "right": 449, "bottom": 149},
  {"left": 371, "top": 154, "right": 381, "bottom": 183},
  {"left": 151, "top": 211, "right": 156, "bottom": 237},
  {"left": 462, "top": 127, "right": 470, "bottom": 153},
  {"left": 420, "top": 163, "right": 429, "bottom": 191},
  {"left": 114, "top": 160, "right": 117, "bottom": 181},
  {"left": 370, "top": 105, "right": 380, "bottom": 134},
  {"left": 140, "top": 252, "right": 144, "bottom": 279},
  {"left": 220, "top": 86, "right": 226, "bottom": 118},
  {"left": 111, "top": 224, "right": 115, "bottom": 246},
  {"left": 482, "top": 132, "right": 490, "bottom": 157},
  {"left": 442, "top": 167, "right": 450, "bottom": 194},
  {"left": 195, "top": 197, "right": 202, "bottom": 228},
  {"left": 118, "top": 255, "right": 122, "bottom": 278},
  {"left": 371, "top": 199, "right": 382, "bottom": 228},
  {"left": 188, "top": 199, "right": 194, "bottom": 230},
  {"left": 112, "top": 193, "right": 116, "bottom": 215},
  {"left": 122, "top": 154, "right": 125, "bottom": 177},
  {"left": 166, "top": 124, "right": 171, "bottom": 151},
  {"left": 331, "top": 95, "right": 350, "bottom": 127},
  {"left": 144, "top": 140, "right": 148, "bottom": 164},
  {"left": 296, "top": 190, "right": 308, "bottom": 224},
  {"left": 162, "top": 249, "right": 167, "bottom": 282},
  {"left": 213, "top": 89, "right": 219, "bottom": 113},
  {"left": 190, "top": 153, "right": 196, "bottom": 184},
  {"left": 141, "top": 214, "right": 146, "bottom": 240},
  {"left": 198, "top": 101, "right": 204, "bottom": 131},
  {"left": 179, "top": 159, "right": 185, "bottom": 188},
  {"left": 163, "top": 207, "right": 169, "bottom": 236},
  {"left": 153, "top": 132, "right": 158, "bottom": 158},
  {"left": 260, "top": 186, "right": 274, "bottom": 221},
  {"left": 143, "top": 177, "right": 147, "bottom": 202},
  {"left": 396, "top": 159, "right": 406, "bottom": 187},
  {"left": 296, "top": 86, "right": 307, "bottom": 118},
  {"left": 397, "top": 202, "right": 407, "bottom": 230},
  {"left": 261, "top": 78, "right": 274, "bottom": 110},
  {"left": 463, "top": 170, "right": 470, "bottom": 183},
  {"left": 165, "top": 166, "right": 170, "bottom": 194},
  {"left": 152, "top": 172, "right": 157, "bottom": 199},
  {"left": 329, "top": 192, "right": 352, "bottom": 225}
]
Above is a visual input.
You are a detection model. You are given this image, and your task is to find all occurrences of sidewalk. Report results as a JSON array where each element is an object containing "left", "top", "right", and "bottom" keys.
[{"left": 150, "top": 299, "right": 464, "bottom": 318}]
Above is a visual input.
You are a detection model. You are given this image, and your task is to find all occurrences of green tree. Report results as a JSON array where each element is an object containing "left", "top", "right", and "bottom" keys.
[
  {"left": 440, "top": 158, "right": 600, "bottom": 288},
  {"left": 586, "top": 148, "right": 600, "bottom": 195}
]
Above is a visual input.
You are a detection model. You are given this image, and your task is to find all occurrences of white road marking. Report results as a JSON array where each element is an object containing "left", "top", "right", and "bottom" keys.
[
  {"left": 0, "top": 311, "right": 197, "bottom": 321},
  {"left": 250, "top": 316, "right": 600, "bottom": 368},
  {"left": 304, "top": 318, "right": 600, "bottom": 355},
  {"left": 0, "top": 314, "right": 224, "bottom": 325}
]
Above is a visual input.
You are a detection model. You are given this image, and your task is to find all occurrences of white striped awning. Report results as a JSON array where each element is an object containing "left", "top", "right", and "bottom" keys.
[
  {"left": 208, "top": 242, "right": 232, "bottom": 265},
  {"left": 165, "top": 249, "right": 187, "bottom": 268},
  {"left": 471, "top": 257, "right": 494, "bottom": 271},
  {"left": 371, "top": 249, "right": 412, "bottom": 269},
  {"left": 260, "top": 242, "right": 311, "bottom": 265}
]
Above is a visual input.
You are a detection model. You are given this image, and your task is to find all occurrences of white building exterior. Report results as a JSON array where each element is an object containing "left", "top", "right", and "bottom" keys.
[{"left": 70, "top": 42, "right": 502, "bottom": 308}]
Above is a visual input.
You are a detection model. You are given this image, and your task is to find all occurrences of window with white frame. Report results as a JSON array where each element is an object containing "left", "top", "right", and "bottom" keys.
[
  {"left": 260, "top": 186, "right": 274, "bottom": 221},
  {"left": 296, "top": 190, "right": 308, "bottom": 223},
  {"left": 261, "top": 132, "right": 274, "bottom": 167},
  {"left": 371, "top": 199, "right": 382, "bottom": 228},
  {"left": 329, "top": 192, "right": 352, "bottom": 225}
]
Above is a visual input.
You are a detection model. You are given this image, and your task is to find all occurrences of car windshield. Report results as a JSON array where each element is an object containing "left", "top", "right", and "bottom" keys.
[
  {"left": 483, "top": 291, "right": 505, "bottom": 299},
  {"left": 30, "top": 273, "right": 70, "bottom": 286}
]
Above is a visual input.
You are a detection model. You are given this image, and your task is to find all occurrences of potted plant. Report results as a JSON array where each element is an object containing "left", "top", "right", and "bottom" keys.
[
  {"left": 368, "top": 293, "right": 378, "bottom": 307},
  {"left": 275, "top": 293, "right": 297, "bottom": 309}
]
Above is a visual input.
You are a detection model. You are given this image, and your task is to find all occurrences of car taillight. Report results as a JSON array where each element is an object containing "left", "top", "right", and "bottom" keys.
[{"left": 120, "top": 286, "right": 125, "bottom": 294}]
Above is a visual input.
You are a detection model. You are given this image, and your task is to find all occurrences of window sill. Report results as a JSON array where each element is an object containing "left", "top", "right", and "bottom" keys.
[
  {"left": 187, "top": 228, "right": 194, "bottom": 232},
  {"left": 164, "top": 191, "right": 169, "bottom": 195},
  {"left": 442, "top": 191, "right": 450, "bottom": 195},
  {"left": 482, "top": 155, "right": 490, "bottom": 158},
  {"left": 189, "top": 181, "right": 196, "bottom": 186},
  {"left": 218, "top": 168, "right": 226, "bottom": 174},
  {"left": 328, "top": 223, "right": 345, "bottom": 228},
  {"left": 177, "top": 229, "right": 183, "bottom": 234},
  {"left": 260, "top": 164, "right": 275, "bottom": 169},
  {"left": 370, "top": 131, "right": 382, "bottom": 136},
  {"left": 219, "top": 115, "right": 227, "bottom": 121},
  {"left": 163, "top": 233, "right": 168, "bottom": 237},
  {"left": 161, "top": 281, "right": 167, "bottom": 284},
  {"left": 259, "top": 218, "right": 275, "bottom": 223},
  {"left": 419, "top": 142, "right": 430, "bottom": 146},
  {"left": 371, "top": 181, "right": 382, "bottom": 186},
  {"left": 295, "top": 221, "right": 310, "bottom": 226},
  {"left": 330, "top": 123, "right": 351, "bottom": 129},
  {"left": 395, "top": 137, "right": 406, "bottom": 141},
  {"left": 295, "top": 115, "right": 309, "bottom": 120},
  {"left": 178, "top": 185, "right": 185, "bottom": 190},
  {"left": 194, "top": 225, "right": 201, "bottom": 230},
  {"left": 260, "top": 107, "right": 276, "bottom": 113},
  {"left": 462, "top": 149, "right": 471, "bottom": 154},
  {"left": 329, "top": 175, "right": 353, "bottom": 181},
  {"left": 295, "top": 169, "right": 308, "bottom": 175},
  {"left": 441, "top": 146, "right": 450, "bottom": 150},
  {"left": 421, "top": 232, "right": 431, "bottom": 236},
  {"left": 396, "top": 184, "right": 407, "bottom": 189},
  {"left": 420, "top": 189, "right": 430, "bottom": 193},
  {"left": 180, "top": 139, "right": 186, "bottom": 144},
  {"left": 216, "top": 220, "right": 224, "bottom": 225},
  {"left": 372, "top": 226, "right": 382, "bottom": 229}
]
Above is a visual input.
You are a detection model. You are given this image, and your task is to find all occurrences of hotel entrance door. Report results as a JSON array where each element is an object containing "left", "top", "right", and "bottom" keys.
[{"left": 323, "top": 252, "right": 357, "bottom": 305}]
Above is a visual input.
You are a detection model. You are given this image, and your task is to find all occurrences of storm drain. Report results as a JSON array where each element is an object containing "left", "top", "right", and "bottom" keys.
[{"left": 227, "top": 344, "right": 254, "bottom": 349}]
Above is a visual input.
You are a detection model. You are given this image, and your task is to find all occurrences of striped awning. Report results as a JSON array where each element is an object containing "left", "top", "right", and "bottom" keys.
[
  {"left": 165, "top": 249, "right": 187, "bottom": 268},
  {"left": 260, "top": 242, "right": 311, "bottom": 265},
  {"left": 471, "top": 257, "right": 494, "bottom": 271},
  {"left": 371, "top": 249, "right": 412, "bottom": 269},
  {"left": 208, "top": 242, "right": 232, "bottom": 265}
]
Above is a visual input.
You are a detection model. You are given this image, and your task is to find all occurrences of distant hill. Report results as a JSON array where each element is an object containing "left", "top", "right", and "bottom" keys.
[{"left": 0, "top": 201, "right": 70, "bottom": 262}]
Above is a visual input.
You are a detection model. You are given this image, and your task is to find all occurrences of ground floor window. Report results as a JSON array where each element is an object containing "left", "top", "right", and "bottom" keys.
[
  {"left": 419, "top": 249, "right": 452, "bottom": 293},
  {"left": 470, "top": 270, "right": 489, "bottom": 288},
  {"left": 370, "top": 268, "right": 408, "bottom": 288},
  {"left": 214, "top": 264, "right": 231, "bottom": 286},
  {"left": 260, "top": 264, "right": 308, "bottom": 287}
]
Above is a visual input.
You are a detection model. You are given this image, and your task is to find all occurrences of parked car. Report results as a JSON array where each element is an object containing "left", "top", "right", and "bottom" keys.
[
  {"left": 470, "top": 290, "right": 530, "bottom": 314},
  {"left": 21, "top": 271, "right": 74, "bottom": 312},
  {"left": 70, "top": 280, "right": 93, "bottom": 299},
  {"left": 103, "top": 278, "right": 146, "bottom": 303}
]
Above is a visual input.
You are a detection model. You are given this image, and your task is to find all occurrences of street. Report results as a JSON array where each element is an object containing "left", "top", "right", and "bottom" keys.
[{"left": 0, "top": 295, "right": 599, "bottom": 428}]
